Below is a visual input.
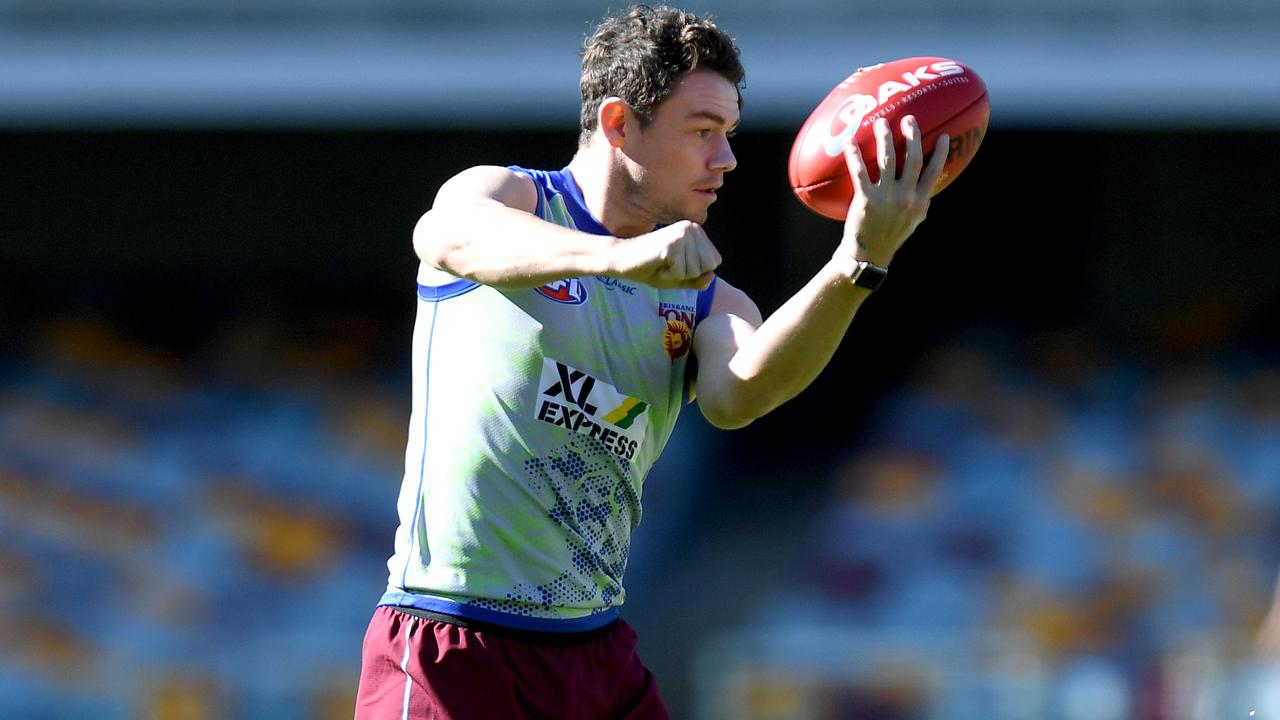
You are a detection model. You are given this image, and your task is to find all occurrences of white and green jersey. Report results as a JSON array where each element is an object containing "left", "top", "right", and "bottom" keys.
[{"left": 380, "top": 166, "right": 717, "bottom": 632}]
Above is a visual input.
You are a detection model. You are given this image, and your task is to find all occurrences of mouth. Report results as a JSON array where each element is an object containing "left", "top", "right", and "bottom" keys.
[{"left": 695, "top": 185, "right": 721, "bottom": 200}]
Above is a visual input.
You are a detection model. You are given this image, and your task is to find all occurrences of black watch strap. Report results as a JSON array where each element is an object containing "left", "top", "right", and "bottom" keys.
[{"left": 831, "top": 255, "right": 889, "bottom": 291}]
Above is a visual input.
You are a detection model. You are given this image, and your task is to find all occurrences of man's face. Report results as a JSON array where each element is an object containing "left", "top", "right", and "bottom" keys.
[{"left": 624, "top": 69, "right": 739, "bottom": 225}]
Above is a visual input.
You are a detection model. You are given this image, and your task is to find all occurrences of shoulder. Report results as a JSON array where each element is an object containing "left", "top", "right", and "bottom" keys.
[
  {"left": 433, "top": 165, "right": 538, "bottom": 214},
  {"left": 704, "top": 277, "right": 762, "bottom": 327}
]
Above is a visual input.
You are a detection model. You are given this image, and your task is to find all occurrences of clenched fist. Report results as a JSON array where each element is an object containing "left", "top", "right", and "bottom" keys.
[{"left": 609, "top": 220, "right": 722, "bottom": 290}]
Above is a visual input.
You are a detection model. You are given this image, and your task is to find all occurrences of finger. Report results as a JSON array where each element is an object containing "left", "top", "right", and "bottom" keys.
[
  {"left": 875, "top": 117, "right": 895, "bottom": 185},
  {"left": 681, "top": 231, "right": 702, "bottom": 280},
  {"left": 665, "top": 228, "right": 690, "bottom": 280},
  {"left": 690, "top": 270, "right": 716, "bottom": 291},
  {"left": 900, "top": 116, "right": 924, "bottom": 187},
  {"left": 843, "top": 136, "right": 872, "bottom": 195},
  {"left": 919, "top": 132, "right": 950, "bottom": 199},
  {"left": 696, "top": 233, "right": 722, "bottom": 276},
  {"left": 668, "top": 275, "right": 711, "bottom": 291}
]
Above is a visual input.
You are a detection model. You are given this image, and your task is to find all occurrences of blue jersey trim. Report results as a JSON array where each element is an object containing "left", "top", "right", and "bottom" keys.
[
  {"left": 695, "top": 277, "right": 719, "bottom": 324},
  {"left": 554, "top": 168, "right": 610, "bottom": 236},
  {"left": 507, "top": 165, "right": 610, "bottom": 237},
  {"left": 401, "top": 299, "right": 442, "bottom": 590},
  {"left": 417, "top": 280, "right": 480, "bottom": 302},
  {"left": 379, "top": 591, "right": 621, "bottom": 633}
]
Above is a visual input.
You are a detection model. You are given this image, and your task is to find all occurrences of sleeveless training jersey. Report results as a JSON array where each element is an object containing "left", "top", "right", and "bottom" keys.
[{"left": 380, "top": 166, "right": 716, "bottom": 632}]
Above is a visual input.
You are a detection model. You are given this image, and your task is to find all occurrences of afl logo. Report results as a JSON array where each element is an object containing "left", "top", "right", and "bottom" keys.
[{"left": 536, "top": 279, "right": 588, "bottom": 305}]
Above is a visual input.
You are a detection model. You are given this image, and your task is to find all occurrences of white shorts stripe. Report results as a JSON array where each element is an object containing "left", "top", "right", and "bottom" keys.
[{"left": 399, "top": 617, "right": 417, "bottom": 720}]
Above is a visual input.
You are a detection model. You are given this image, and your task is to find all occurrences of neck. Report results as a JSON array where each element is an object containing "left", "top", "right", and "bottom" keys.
[{"left": 567, "top": 141, "right": 658, "bottom": 239}]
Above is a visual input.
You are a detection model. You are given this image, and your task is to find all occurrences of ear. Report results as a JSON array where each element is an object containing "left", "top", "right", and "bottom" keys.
[{"left": 598, "top": 97, "right": 632, "bottom": 148}]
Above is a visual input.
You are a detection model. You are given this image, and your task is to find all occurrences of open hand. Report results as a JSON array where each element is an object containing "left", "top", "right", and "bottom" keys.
[{"left": 839, "top": 115, "right": 948, "bottom": 267}]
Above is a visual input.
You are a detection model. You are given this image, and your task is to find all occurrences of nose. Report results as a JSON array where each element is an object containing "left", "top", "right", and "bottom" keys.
[{"left": 711, "top": 136, "right": 737, "bottom": 173}]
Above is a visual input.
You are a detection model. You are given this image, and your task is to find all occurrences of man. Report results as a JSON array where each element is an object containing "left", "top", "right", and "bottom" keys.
[{"left": 355, "top": 5, "right": 949, "bottom": 718}]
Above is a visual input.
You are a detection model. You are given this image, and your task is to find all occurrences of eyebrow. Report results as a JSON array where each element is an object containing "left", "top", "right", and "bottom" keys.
[{"left": 687, "top": 110, "right": 740, "bottom": 131}]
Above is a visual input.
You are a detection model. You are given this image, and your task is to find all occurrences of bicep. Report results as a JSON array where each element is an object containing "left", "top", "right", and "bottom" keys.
[
  {"left": 415, "top": 166, "right": 538, "bottom": 270},
  {"left": 691, "top": 279, "right": 762, "bottom": 428}
]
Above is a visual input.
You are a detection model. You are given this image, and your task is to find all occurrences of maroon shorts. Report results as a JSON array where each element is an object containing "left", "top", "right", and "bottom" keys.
[{"left": 354, "top": 605, "right": 669, "bottom": 720}]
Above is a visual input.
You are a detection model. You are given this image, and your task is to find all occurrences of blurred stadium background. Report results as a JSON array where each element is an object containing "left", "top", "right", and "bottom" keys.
[{"left": 3, "top": 1, "right": 1280, "bottom": 718}]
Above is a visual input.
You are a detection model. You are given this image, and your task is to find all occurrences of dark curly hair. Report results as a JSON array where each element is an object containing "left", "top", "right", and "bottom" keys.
[{"left": 578, "top": 4, "right": 745, "bottom": 146}]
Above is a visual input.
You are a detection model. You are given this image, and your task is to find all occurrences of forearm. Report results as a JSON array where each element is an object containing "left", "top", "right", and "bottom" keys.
[
  {"left": 723, "top": 259, "right": 871, "bottom": 419},
  {"left": 700, "top": 115, "right": 945, "bottom": 428},
  {"left": 415, "top": 203, "right": 617, "bottom": 289}
]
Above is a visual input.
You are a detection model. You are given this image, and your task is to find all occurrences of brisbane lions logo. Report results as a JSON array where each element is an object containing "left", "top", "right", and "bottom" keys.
[
  {"left": 658, "top": 301, "right": 696, "bottom": 363},
  {"left": 663, "top": 318, "right": 691, "bottom": 363},
  {"left": 536, "top": 279, "right": 587, "bottom": 305}
]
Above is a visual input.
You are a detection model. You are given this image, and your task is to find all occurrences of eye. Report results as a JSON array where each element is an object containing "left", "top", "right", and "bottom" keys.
[{"left": 696, "top": 129, "right": 713, "bottom": 139}]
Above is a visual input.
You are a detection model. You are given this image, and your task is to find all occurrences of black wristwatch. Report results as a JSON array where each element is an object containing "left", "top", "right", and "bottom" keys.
[{"left": 831, "top": 254, "right": 889, "bottom": 291}]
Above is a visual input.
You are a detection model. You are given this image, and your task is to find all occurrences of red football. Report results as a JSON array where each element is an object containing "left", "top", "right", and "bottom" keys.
[{"left": 788, "top": 57, "right": 989, "bottom": 221}]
